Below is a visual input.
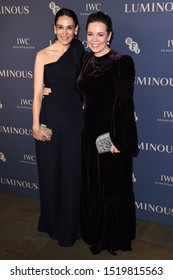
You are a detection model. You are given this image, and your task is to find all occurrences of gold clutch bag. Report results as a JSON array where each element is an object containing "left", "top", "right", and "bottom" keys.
[{"left": 40, "top": 124, "right": 53, "bottom": 141}]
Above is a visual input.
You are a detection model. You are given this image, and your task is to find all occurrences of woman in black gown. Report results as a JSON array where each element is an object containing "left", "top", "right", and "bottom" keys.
[
  {"left": 32, "top": 8, "right": 84, "bottom": 246},
  {"left": 77, "top": 12, "right": 138, "bottom": 255}
]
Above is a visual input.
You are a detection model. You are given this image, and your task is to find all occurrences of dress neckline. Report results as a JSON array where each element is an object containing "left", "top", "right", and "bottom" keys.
[{"left": 94, "top": 49, "right": 112, "bottom": 60}]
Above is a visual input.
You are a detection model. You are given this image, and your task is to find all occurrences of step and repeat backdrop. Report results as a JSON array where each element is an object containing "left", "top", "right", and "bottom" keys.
[{"left": 0, "top": 0, "right": 173, "bottom": 226}]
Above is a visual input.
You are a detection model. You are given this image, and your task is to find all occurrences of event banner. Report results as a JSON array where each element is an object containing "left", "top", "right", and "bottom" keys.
[{"left": 0, "top": 0, "right": 173, "bottom": 226}]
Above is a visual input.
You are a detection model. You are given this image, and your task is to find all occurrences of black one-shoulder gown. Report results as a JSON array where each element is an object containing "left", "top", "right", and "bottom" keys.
[{"left": 35, "top": 39, "right": 84, "bottom": 247}]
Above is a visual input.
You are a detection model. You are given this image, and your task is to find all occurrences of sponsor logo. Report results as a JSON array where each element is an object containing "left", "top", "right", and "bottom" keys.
[
  {"left": 134, "top": 111, "right": 138, "bottom": 122},
  {"left": 135, "top": 76, "right": 173, "bottom": 86},
  {"left": 81, "top": 3, "right": 102, "bottom": 16},
  {"left": 157, "top": 110, "right": 173, "bottom": 123},
  {"left": 132, "top": 173, "right": 136, "bottom": 182},
  {"left": 20, "top": 154, "right": 37, "bottom": 165},
  {"left": 13, "top": 38, "right": 35, "bottom": 50},
  {"left": 125, "top": 2, "right": 173, "bottom": 13},
  {"left": 0, "top": 5, "right": 29, "bottom": 15},
  {"left": 155, "top": 174, "right": 173, "bottom": 187},
  {"left": 0, "top": 126, "right": 32, "bottom": 136},
  {"left": 136, "top": 201, "right": 173, "bottom": 215},
  {"left": 49, "top": 2, "right": 60, "bottom": 15},
  {"left": 16, "top": 99, "right": 32, "bottom": 110},
  {"left": 125, "top": 37, "right": 140, "bottom": 54},
  {"left": 85, "top": 3, "right": 101, "bottom": 11},
  {"left": 0, "top": 152, "right": 6, "bottom": 162},
  {"left": 0, "top": 70, "right": 33, "bottom": 79},
  {"left": 161, "top": 39, "right": 173, "bottom": 53},
  {"left": 82, "top": 40, "right": 89, "bottom": 49},
  {"left": 0, "top": 177, "right": 38, "bottom": 190},
  {"left": 139, "top": 142, "right": 173, "bottom": 153}
]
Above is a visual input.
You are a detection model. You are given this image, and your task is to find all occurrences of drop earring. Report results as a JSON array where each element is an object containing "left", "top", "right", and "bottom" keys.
[{"left": 107, "top": 41, "right": 110, "bottom": 45}]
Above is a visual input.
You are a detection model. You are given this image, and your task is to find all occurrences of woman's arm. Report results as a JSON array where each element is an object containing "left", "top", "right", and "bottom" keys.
[
  {"left": 32, "top": 51, "right": 48, "bottom": 141},
  {"left": 110, "top": 55, "right": 138, "bottom": 154}
]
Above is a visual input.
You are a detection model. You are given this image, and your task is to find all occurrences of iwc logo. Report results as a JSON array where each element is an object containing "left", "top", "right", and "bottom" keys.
[
  {"left": 155, "top": 174, "right": 173, "bottom": 187},
  {"left": 161, "top": 39, "right": 173, "bottom": 53},
  {"left": 157, "top": 110, "right": 173, "bottom": 123},
  {"left": 80, "top": 3, "right": 102, "bottom": 16},
  {"left": 13, "top": 37, "right": 35, "bottom": 50},
  {"left": 20, "top": 154, "right": 37, "bottom": 165},
  {"left": 16, "top": 99, "right": 32, "bottom": 110}
]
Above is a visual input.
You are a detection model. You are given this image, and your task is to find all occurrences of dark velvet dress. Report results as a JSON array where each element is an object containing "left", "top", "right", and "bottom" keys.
[
  {"left": 77, "top": 50, "right": 138, "bottom": 254},
  {"left": 35, "top": 39, "right": 84, "bottom": 246}
]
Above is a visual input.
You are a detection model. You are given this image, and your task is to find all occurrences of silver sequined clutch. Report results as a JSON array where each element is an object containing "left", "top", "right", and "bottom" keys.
[{"left": 95, "top": 132, "right": 113, "bottom": 153}]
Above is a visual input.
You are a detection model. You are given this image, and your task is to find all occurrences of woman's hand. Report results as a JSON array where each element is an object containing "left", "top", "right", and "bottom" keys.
[
  {"left": 43, "top": 86, "right": 52, "bottom": 96},
  {"left": 110, "top": 144, "right": 120, "bottom": 154},
  {"left": 32, "top": 126, "right": 49, "bottom": 141}
]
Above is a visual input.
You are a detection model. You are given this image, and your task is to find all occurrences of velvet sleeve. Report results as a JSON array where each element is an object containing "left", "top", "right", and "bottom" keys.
[{"left": 110, "top": 55, "right": 139, "bottom": 155}]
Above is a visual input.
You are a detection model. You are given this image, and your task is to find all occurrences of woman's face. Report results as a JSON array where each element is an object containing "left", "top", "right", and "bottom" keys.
[
  {"left": 54, "top": 15, "right": 78, "bottom": 46},
  {"left": 87, "top": 22, "right": 112, "bottom": 56}
]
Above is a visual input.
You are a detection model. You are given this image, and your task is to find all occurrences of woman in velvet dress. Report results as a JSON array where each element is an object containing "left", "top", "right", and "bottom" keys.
[
  {"left": 32, "top": 9, "right": 84, "bottom": 246},
  {"left": 77, "top": 12, "right": 138, "bottom": 255}
]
